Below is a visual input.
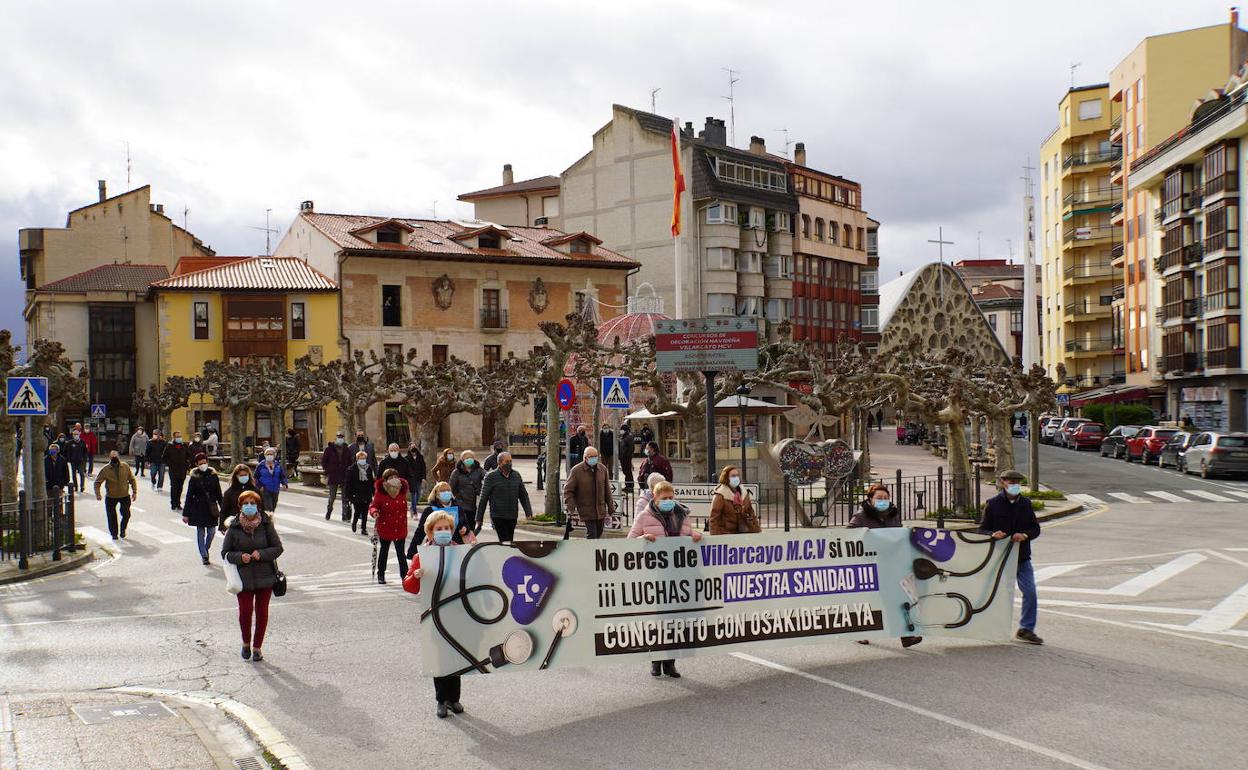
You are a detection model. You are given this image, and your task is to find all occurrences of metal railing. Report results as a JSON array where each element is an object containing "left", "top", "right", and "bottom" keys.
[
  {"left": 1063, "top": 225, "right": 1115, "bottom": 242},
  {"left": 1112, "top": 283, "right": 1125, "bottom": 300},
  {"left": 1064, "top": 261, "right": 1116, "bottom": 279},
  {"left": 1063, "top": 148, "right": 1122, "bottom": 168},
  {"left": 1157, "top": 243, "right": 1203, "bottom": 272},
  {"left": 0, "top": 491, "right": 78, "bottom": 569},
  {"left": 1206, "top": 348, "right": 1241, "bottom": 368},
  {"left": 1065, "top": 337, "right": 1114, "bottom": 353},
  {"left": 480, "top": 309, "right": 509, "bottom": 329},
  {"left": 1064, "top": 302, "right": 1109, "bottom": 317},
  {"left": 1110, "top": 242, "right": 1124, "bottom": 260},
  {"left": 1132, "top": 86, "right": 1247, "bottom": 173},
  {"left": 1063, "top": 187, "right": 1119, "bottom": 207}
]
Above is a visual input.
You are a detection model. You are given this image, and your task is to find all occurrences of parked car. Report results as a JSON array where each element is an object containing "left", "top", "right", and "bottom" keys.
[
  {"left": 1070, "top": 423, "right": 1105, "bottom": 451},
  {"left": 1040, "top": 416, "right": 1064, "bottom": 444},
  {"left": 1182, "top": 432, "right": 1248, "bottom": 478},
  {"left": 1158, "top": 432, "right": 1196, "bottom": 470},
  {"left": 1099, "top": 425, "right": 1142, "bottom": 458},
  {"left": 1055, "top": 417, "right": 1090, "bottom": 448},
  {"left": 1124, "top": 426, "right": 1179, "bottom": 464}
]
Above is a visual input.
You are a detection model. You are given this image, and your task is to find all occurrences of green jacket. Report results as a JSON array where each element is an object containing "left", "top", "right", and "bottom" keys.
[{"left": 477, "top": 468, "right": 533, "bottom": 520}]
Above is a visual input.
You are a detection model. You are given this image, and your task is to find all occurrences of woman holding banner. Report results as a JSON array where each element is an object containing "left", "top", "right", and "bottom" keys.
[
  {"left": 628, "top": 481, "right": 702, "bottom": 678},
  {"left": 849, "top": 484, "right": 921, "bottom": 648},
  {"left": 708, "top": 465, "right": 761, "bottom": 535}
]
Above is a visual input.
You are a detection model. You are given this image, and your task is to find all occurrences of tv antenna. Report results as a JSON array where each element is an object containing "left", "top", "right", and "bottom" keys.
[
  {"left": 182, "top": 205, "right": 189, "bottom": 230},
  {"left": 249, "top": 208, "right": 278, "bottom": 256},
  {"left": 722, "top": 67, "right": 740, "bottom": 145},
  {"left": 650, "top": 87, "right": 661, "bottom": 113},
  {"left": 1069, "top": 62, "right": 1081, "bottom": 89},
  {"left": 122, "top": 141, "right": 132, "bottom": 187},
  {"left": 775, "top": 128, "right": 792, "bottom": 158}
]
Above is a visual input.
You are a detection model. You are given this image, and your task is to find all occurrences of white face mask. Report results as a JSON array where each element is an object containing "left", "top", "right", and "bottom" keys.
[
  {"left": 265, "top": 453, "right": 276, "bottom": 461},
  {"left": 389, "top": 451, "right": 399, "bottom": 459},
  {"left": 385, "top": 478, "right": 401, "bottom": 490},
  {"left": 446, "top": 453, "right": 454, "bottom": 461},
  {"left": 728, "top": 476, "right": 740, "bottom": 488},
  {"left": 197, "top": 463, "right": 208, "bottom": 472}
]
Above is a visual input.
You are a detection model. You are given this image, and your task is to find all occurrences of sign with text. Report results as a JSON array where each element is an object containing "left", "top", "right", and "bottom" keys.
[
  {"left": 655, "top": 317, "right": 760, "bottom": 373},
  {"left": 666, "top": 482, "right": 760, "bottom": 519},
  {"left": 418, "top": 528, "right": 1017, "bottom": 676}
]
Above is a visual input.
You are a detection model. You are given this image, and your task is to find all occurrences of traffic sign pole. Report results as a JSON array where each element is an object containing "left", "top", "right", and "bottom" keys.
[
  {"left": 704, "top": 371, "right": 717, "bottom": 482},
  {"left": 22, "top": 416, "right": 32, "bottom": 511}
]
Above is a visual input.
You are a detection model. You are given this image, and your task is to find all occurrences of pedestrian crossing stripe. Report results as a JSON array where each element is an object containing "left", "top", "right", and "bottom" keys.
[
  {"left": 1070, "top": 490, "right": 1248, "bottom": 506},
  {"left": 601, "top": 376, "right": 630, "bottom": 408},
  {"left": 1185, "top": 489, "right": 1235, "bottom": 503}
]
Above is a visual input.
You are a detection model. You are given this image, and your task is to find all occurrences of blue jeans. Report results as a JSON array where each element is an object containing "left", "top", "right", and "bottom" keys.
[
  {"left": 1017, "top": 559, "right": 1037, "bottom": 631},
  {"left": 196, "top": 526, "right": 216, "bottom": 559},
  {"left": 150, "top": 462, "right": 166, "bottom": 488},
  {"left": 410, "top": 481, "right": 423, "bottom": 512}
]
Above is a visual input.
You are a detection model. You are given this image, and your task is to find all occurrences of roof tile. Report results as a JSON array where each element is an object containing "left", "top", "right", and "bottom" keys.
[
  {"left": 151, "top": 257, "right": 337, "bottom": 291},
  {"left": 36, "top": 264, "right": 170, "bottom": 293}
]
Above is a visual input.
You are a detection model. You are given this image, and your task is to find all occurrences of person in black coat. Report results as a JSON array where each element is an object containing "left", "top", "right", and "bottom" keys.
[
  {"left": 617, "top": 424, "right": 635, "bottom": 492},
  {"left": 448, "top": 451, "right": 485, "bottom": 533},
  {"left": 165, "top": 432, "right": 192, "bottom": 511},
  {"left": 182, "top": 453, "right": 224, "bottom": 565},
  {"left": 848, "top": 484, "right": 920, "bottom": 648},
  {"left": 220, "top": 463, "right": 261, "bottom": 531},
  {"left": 978, "top": 469, "right": 1043, "bottom": 646},
  {"left": 145, "top": 430, "right": 169, "bottom": 490},
  {"left": 44, "top": 444, "right": 71, "bottom": 494},
  {"left": 568, "top": 424, "right": 589, "bottom": 469},
  {"left": 345, "top": 450, "right": 376, "bottom": 535},
  {"left": 405, "top": 443, "right": 427, "bottom": 511},
  {"left": 65, "top": 431, "right": 90, "bottom": 494},
  {"left": 598, "top": 424, "right": 615, "bottom": 472},
  {"left": 284, "top": 429, "right": 302, "bottom": 478}
]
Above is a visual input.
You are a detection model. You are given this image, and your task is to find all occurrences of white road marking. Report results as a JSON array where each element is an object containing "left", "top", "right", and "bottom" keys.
[
  {"left": 733, "top": 653, "right": 1113, "bottom": 770},
  {"left": 1037, "top": 598, "right": 1202, "bottom": 616},
  {"left": 1185, "top": 489, "right": 1235, "bottom": 502},
  {"left": 127, "top": 521, "right": 190, "bottom": 544},
  {"left": 1224, "top": 490, "right": 1248, "bottom": 500},
  {"left": 79, "top": 526, "right": 113, "bottom": 544},
  {"left": 1107, "top": 492, "right": 1152, "bottom": 504},
  {"left": 1033, "top": 564, "right": 1085, "bottom": 583},
  {"left": 1067, "top": 493, "right": 1107, "bottom": 507},
  {"left": 1042, "top": 608, "right": 1248, "bottom": 652},
  {"left": 0, "top": 593, "right": 398, "bottom": 628},
  {"left": 1184, "top": 582, "right": 1248, "bottom": 633},
  {"left": 1041, "top": 553, "right": 1206, "bottom": 596},
  {"left": 1144, "top": 491, "right": 1188, "bottom": 503}
]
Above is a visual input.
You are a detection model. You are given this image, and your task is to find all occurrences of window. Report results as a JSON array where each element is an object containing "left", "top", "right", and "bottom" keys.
[
  {"left": 764, "top": 255, "right": 793, "bottom": 278},
  {"left": 765, "top": 299, "right": 790, "bottom": 322},
  {"left": 483, "top": 344, "right": 502, "bottom": 367},
  {"left": 478, "top": 232, "right": 501, "bottom": 249},
  {"left": 736, "top": 251, "right": 762, "bottom": 273},
  {"left": 801, "top": 215, "right": 811, "bottom": 238},
  {"left": 382, "top": 285, "right": 401, "bottom": 326},
  {"left": 290, "top": 302, "right": 306, "bottom": 340},
  {"left": 376, "top": 227, "right": 402, "bottom": 244},
  {"left": 860, "top": 270, "right": 878, "bottom": 293},
  {"left": 814, "top": 218, "right": 824, "bottom": 241},
  {"left": 843, "top": 224, "right": 853, "bottom": 246},
  {"left": 987, "top": 314, "right": 997, "bottom": 330},
  {"left": 772, "top": 212, "right": 791, "bottom": 232},
  {"left": 383, "top": 343, "right": 403, "bottom": 359},
  {"left": 713, "top": 157, "right": 787, "bottom": 192},
  {"left": 829, "top": 221, "right": 838, "bottom": 245},
  {"left": 706, "top": 247, "right": 736, "bottom": 270},
  {"left": 432, "top": 344, "right": 448, "bottom": 365},
  {"left": 193, "top": 301, "right": 209, "bottom": 340},
  {"left": 481, "top": 288, "right": 503, "bottom": 328},
  {"left": 706, "top": 202, "right": 738, "bottom": 224},
  {"left": 748, "top": 208, "right": 765, "bottom": 229},
  {"left": 542, "top": 195, "right": 559, "bottom": 218},
  {"left": 861, "top": 306, "right": 878, "bottom": 332},
  {"left": 707, "top": 293, "right": 736, "bottom": 316},
  {"left": 736, "top": 296, "right": 762, "bottom": 317},
  {"left": 1010, "top": 311, "right": 1023, "bottom": 333},
  {"left": 569, "top": 239, "right": 591, "bottom": 254},
  {"left": 254, "top": 410, "right": 272, "bottom": 444},
  {"left": 1078, "top": 99, "right": 1102, "bottom": 120},
  {"left": 856, "top": 227, "right": 865, "bottom": 250}
]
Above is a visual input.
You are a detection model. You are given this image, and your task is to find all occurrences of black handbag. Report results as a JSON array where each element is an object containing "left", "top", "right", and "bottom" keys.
[{"left": 272, "top": 567, "right": 287, "bottom": 597}]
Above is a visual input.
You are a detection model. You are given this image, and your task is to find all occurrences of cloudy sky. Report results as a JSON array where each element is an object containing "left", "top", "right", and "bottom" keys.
[{"left": 1, "top": 0, "right": 1236, "bottom": 345}]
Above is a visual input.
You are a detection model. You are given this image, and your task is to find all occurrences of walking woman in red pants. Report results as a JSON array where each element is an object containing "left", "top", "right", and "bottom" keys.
[{"left": 221, "top": 490, "right": 284, "bottom": 662}]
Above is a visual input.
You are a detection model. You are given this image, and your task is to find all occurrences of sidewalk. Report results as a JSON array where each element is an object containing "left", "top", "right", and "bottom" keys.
[
  {"left": 865, "top": 425, "right": 1000, "bottom": 504},
  {"left": 0, "top": 690, "right": 307, "bottom": 770},
  {"left": 0, "top": 548, "right": 95, "bottom": 587}
]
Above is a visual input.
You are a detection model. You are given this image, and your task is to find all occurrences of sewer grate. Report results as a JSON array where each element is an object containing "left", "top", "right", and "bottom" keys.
[
  {"left": 234, "top": 757, "right": 271, "bottom": 770},
  {"left": 72, "top": 700, "right": 176, "bottom": 725}
]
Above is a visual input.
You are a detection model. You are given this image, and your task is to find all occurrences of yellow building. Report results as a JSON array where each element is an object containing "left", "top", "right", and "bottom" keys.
[
  {"left": 1039, "top": 84, "right": 1121, "bottom": 390},
  {"left": 149, "top": 256, "right": 341, "bottom": 451}
]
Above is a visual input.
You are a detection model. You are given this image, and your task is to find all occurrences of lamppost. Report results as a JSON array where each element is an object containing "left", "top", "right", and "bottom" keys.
[{"left": 736, "top": 384, "right": 751, "bottom": 482}]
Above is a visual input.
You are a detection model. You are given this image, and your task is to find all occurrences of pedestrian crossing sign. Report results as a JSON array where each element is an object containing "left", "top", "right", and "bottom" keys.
[
  {"left": 6, "top": 376, "right": 49, "bottom": 416},
  {"left": 91, "top": 404, "right": 107, "bottom": 419},
  {"left": 601, "top": 376, "right": 631, "bottom": 409}
]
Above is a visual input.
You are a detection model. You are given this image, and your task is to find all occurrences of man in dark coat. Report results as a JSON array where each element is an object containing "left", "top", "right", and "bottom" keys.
[
  {"left": 617, "top": 424, "right": 635, "bottom": 492},
  {"left": 165, "top": 431, "right": 192, "bottom": 511},
  {"left": 598, "top": 424, "right": 615, "bottom": 476},
  {"left": 65, "top": 429, "right": 90, "bottom": 495},
  {"left": 476, "top": 452, "right": 532, "bottom": 543},
  {"left": 978, "top": 469, "right": 1043, "bottom": 645},
  {"left": 562, "top": 447, "right": 615, "bottom": 539},
  {"left": 568, "top": 424, "right": 589, "bottom": 472},
  {"left": 321, "top": 432, "right": 353, "bottom": 521},
  {"left": 145, "top": 430, "right": 168, "bottom": 490},
  {"left": 44, "top": 444, "right": 71, "bottom": 494},
  {"left": 405, "top": 443, "right": 427, "bottom": 511}
]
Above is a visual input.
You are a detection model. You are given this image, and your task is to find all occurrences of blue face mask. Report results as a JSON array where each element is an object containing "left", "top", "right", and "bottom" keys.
[
  {"left": 464, "top": 458, "right": 475, "bottom": 468},
  {"left": 438, "top": 491, "right": 454, "bottom": 504},
  {"left": 657, "top": 499, "right": 676, "bottom": 513},
  {"left": 873, "top": 499, "right": 891, "bottom": 512},
  {"left": 237, "top": 475, "right": 249, "bottom": 485},
  {"left": 1006, "top": 484, "right": 1022, "bottom": 497},
  {"left": 241, "top": 503, "right": 259, "bottom": 517},
  {"left": 433, "top": 530, "right": 454, "bottom": 546},
  {"left": 586, "top": 457, "right": 598, "bottom": 467}
]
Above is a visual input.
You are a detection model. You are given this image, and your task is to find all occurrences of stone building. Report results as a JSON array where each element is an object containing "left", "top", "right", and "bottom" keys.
[{"left": 878, "top": 263, "right": 1010, "bottom": 366}]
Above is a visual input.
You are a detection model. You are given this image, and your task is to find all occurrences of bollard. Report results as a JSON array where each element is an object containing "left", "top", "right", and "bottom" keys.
[
  {"left": 974, "top": 465, "right": 982, "bottom": 514},
  {"left": 895, "top": 468, "right": 903, "bottom": 516},
  {"left": 17, "top": 490, "right": 29, "bottom": 570},
  {"left": 66, "top": 490, "right": 77, "bottom": 552},
  {"left": 936, "top": 466, "right": 945, "bottom": 529},
  {"left": 783, "top": 477, "right": 791, "bottom": 532},
  {"left": 51, "top": 498, "right": 62, "bottom": 562}
]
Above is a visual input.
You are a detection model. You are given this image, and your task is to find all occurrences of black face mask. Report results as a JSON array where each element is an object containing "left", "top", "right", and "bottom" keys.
[
  {"left": 109, "top": 457, "right": 119, "bottom": 465},
  {"left": 500, "top": 463, "right": 512, "bottom": 472}
]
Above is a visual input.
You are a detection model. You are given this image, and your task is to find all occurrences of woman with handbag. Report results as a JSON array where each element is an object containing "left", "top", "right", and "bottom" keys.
[
  {"left": 183, "top": 452, "right": 224, "bottom": 565},
  {"left": 708, "top": 465, "right": 761, "bottom": 536},
  {"left": 222, "top": 490, "right": 284, "bottom": 662},
  {"left": 369, "top": 468, "right": 410, "bottom": 585}
]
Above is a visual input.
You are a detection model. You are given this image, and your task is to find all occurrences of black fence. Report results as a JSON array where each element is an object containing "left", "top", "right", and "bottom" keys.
[
  {"left": 0, "top": 491, "right": 80, "bottom": 570},
  {"left": 552, "top": 466, "right": 985, "bottom": 535}
]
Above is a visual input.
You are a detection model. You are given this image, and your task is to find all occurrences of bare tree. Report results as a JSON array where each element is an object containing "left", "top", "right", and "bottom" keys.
[
  {"left": 535, "top": 314, "right": 602, "bottom": 514},
  {"left": 394, "top": 356, "right": 479, "bottom": 459},
  {"left": 200, "top": 361, "right": 266, "bottom": 462},
  {"left": 476, "top": 354, "right": 542, "bottom": 445},
  {"left": 254, "top": 357, "right": 330, "bottom": 458},
  {"left": 963, "top": 361, "right": 1057, "bottom": 475},
  {"left": 320, "top": 350, "right": 404, "bottom": 436},
  {"left": 132, "top": 376, "right": 197, "bottom": 434}
]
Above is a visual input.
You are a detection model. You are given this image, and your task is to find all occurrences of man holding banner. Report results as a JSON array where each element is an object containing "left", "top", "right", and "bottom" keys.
[{"left": 978, "top": 469, "right": 1043, "bottom": 645}]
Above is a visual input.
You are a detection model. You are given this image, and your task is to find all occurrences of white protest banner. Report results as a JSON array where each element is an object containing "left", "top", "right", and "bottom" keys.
[{"left": 417, "top": 528, "right": 1017, "bottom": 676}]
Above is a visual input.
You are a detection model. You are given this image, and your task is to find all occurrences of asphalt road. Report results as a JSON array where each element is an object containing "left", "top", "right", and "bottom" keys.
[{"left": 2, "top": 467, "right": 1246, "bottom": 769}]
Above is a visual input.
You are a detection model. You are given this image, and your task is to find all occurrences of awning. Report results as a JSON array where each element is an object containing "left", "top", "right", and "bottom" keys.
[
  {"left": 624, "top": 408, "right": 677, "bottom": 420},
  {"left": 625, "top": 397, "right": 794, "bottom": 421},
  {"left": 1070, "top": 383, "right": 1151, "bottom": 406}
]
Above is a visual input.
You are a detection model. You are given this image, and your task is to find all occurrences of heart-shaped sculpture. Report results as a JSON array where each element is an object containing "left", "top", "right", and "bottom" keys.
[{"left": 772, "top": 438, "right": 856, "bottom": 484}]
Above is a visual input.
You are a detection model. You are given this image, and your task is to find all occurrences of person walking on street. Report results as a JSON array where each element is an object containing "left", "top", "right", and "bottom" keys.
[
  {"left": 66, "top": 428, "right": 89, "bottom": 494},
  {"left": 628, "top": 481, "right": 700, "bottom": 678},
  {"left": 482, "top": 440, "right": 506, "bottom": 472},
  {"left": 283, "top": 428, "right": 301, "bottom": 479},
  {"left": 405, "top": 443, "right": 427, "bottom": 511},
  {"left": 634, "top": 472, "right": 667, "bottom": 518},
  {"left": 182, "top": 453, "right": 224, "bottom": 565},
  {"left": 849, "top": 484, "right": 921, "bottom": 648},
  {"left": 145, "top": 430, "right": 168, "bottom": 490},
  {"left": 82, "top": 425, "right": 98, "bottom": 476},
  {"left": 410, "top": 481, "right": 472, "bottom": 558},
  {"left": 255, "top": 448, "right": 289, "bottom": 512},
  {"left": 188, "top": 432, "right": 206, "bottom": 459},
  {"left": 369, "top": 468, "right": 409, "bottom": 584},
  {"left": 353, "top": 431, "right": 376, "bottom": 470},
  {"left": 431, "top": 448, "right": 456, "bottom": 484},
  {"left": 346, "top": 450, "right": 375, "bottom": 535},
  {"left": 321, "top": 432, "right": 353, "bottom": 521},
  {"left": 204, "top": 428, "right": 219, "bottom": 457},
  {"left": 875, "top": 407, "right": 884, "bottom": 432},
  {"left": 379, "top": 442, "right": 412, "bottom": 501},
  {"left": 978, "top": 469, "right": 1043, "bottom": 645},
  {"left": 708, "top": 465, "right": 760, "bottom": 535},
  {"left": 476, "top": 452, "right": 532, "bottom": 543},
  {"left": 129, "top": 426, "right": 149, "bottom": 478},
  {"left": 568, "top": 424, "right": 589, "bottom": 469},
  {"left": 221, "top": 490, "right": 283, "bottom": 663},
  {"left": 617, "top": 424, "right": 635, "bottom": 492},
  {"left": 449, "top": 450, "right": 485, "bottom": 534},
  {"left": 638, "top": 424, "right": 654, "bottom": 448},
  {"left": 598, "top": 424, "right": 615, "bottom": 476},
  {"left": 562, "top": 446, "right": 615, "bottom": 539},
  {"left": 639, "top": 441, "right": 673, "bottom": 482},
  {"left": 220, "top": 464, "right": 259, "bottom": 531},
  {"left": 166, "top": 432, "right": 192, "bottom": 511},
  {"left": 44, "top": 444, "right": 71, "bottom": 496},
  {"left": 403, "top": 511, "right": 476, "bottom": 718},
  {"left": 93, "top": 450, "right": 137, "bottom": 540}
]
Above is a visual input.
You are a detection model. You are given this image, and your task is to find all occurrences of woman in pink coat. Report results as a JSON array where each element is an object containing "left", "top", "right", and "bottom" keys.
[{"left": 627, "top": 480, "right": 702, "bottom": 678}]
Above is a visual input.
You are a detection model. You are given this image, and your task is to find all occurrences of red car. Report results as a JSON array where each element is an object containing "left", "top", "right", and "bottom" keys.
[
  {"left": 1124, "top": 426, "right": 1179, "bottom": 464},
  {"left": 1070, "top": 423, "right": 1105, "bottom": 451}
]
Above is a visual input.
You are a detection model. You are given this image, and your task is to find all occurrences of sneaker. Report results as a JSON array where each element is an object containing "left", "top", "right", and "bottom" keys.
[
  {"left": 201, "top": 555, "right": 210, "bottom": 566},
  {"left": 901, "top": 636, "right": 923, "bottom": 648},
  {"left": 1015, "top": 629, "right": 1044, "bottom": 645}
]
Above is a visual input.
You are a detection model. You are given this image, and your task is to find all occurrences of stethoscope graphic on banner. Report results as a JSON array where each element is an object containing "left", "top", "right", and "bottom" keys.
[
  {"left": 901, "top": 531, "right": 1015, "bottom": 631},
  {"left": 421, "top": 540, "right": 578, "bottom": 675}
]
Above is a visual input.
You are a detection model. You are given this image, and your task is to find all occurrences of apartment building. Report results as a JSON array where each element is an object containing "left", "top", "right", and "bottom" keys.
[
  {"left": 1039, "top": 84, "right": 1121, "bottom": 389},
  {"left": 951, "top": 259, "right": 1043, "bottom": 361},
  {"left": 1129, "top": 69, "right": 1248, "bottom": 432}
]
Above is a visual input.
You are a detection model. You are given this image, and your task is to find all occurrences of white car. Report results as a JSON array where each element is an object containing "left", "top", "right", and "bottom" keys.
[{"left": 1182, "top": 432, "right": 1248, "bottom": 478}]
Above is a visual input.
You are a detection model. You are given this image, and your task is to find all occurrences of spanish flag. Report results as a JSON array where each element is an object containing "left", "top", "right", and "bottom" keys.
[{"left": 670, "top": 117, "right": 685, "bottom": 237}]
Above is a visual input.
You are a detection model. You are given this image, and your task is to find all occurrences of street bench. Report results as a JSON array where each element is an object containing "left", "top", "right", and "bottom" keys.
[{"left": 300, "top": 467, "right": 326, "bottom": 487}]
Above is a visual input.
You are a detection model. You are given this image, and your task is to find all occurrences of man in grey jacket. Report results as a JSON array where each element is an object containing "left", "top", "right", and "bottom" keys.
[
  {"left": 476, "top": 452, "right": 532, "bottom": 543},
  {"left": 128, "top": 427, "right": 149, "bottom": 478}
]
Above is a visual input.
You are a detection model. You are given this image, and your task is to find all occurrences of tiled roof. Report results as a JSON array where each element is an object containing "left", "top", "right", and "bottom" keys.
[
  {"left": 597, "top": 311, "right": 671, "bottom": 345},
  {"left": 36, "top": 263, "right": 170, "bottom": 293},
  {"left": 972, "top": 284, "right": 1024, "bottom": 301},
  {"left": 458, "top": 175, "right": 561, "bottom": 200},
  {"left": 151, "top": 257, "right": 337, "bottom": 291},
  {"left": 301, "top": 213, "right": 638, "bottom": 269}
]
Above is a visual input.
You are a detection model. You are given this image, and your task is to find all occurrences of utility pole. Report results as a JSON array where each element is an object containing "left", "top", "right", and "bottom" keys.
[
  {"left": 722, "top": 67, "right": 740, "bottom": 146},
  {"left": 123, "top": 141, "right": 132, "bottom": 187},
  {"left": 650, "top": 87, "right": 661, "bottom": 113},
  {"left": 249, "top": 209, "right": 279, "bottom": 256}
]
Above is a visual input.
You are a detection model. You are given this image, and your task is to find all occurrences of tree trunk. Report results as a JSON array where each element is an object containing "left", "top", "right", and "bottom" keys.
[
  {"left": 991, "top": 414, "right": 1015, "bottom": 476},
  {"left": 418, "top": 422, "right": 439, "bottom": 467},
  {"left": 492, "top": 406, "right": 513, "bottom": 444},
  {"left": 0, "top": 422, "right": 16, "bottom": 503},
  {"left": 543, "top": 382, "right": 561, "bottom": 518},
  {"left": 339, "top": 404, "right": 356, "bottom": 436},
  {"left": 857, "top": 408, "right": 872, "bottom": 477},
  {"left": 943, "top": 412, "right": 973, "bottom": 512},
  {"left": 684, "top": 409, "right": 708, "bottom": 482},
  {"left": 229, "top": 405, "right": 248, "bottom": 465},
  {"left": 272, "top": 408, "right": 289, "bottom": 464}
]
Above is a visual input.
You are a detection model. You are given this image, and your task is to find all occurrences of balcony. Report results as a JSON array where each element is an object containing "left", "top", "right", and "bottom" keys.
[
  {"left": 1063, "top": 187, "right": 1118, "bottom": 211},
  {"left": 1111, "top": 283, "right": 1125, "bottom": 300},
  {"left": 480, "top": 308, "right": 509, "bottom": 330},
  {"left": 1063, "top": 224, "right": 1115, "bottom": 245},
  {"left": 1156, "top": 243, "right": 1203, "bottom": 273},
  {"left": 1111, "top": 370, "right": 1126, "bottom": 384},
  {"left": 1110, "top": 242, "right": 1124, "bottom": 262},
  {"left": 1163, "top": 352, "right": 1202, "bottom": 374},
  {"left": 1203, "top": 290, "right": 1239, "bottom": 313},
  {"left": 1065, "top": 337, "right": 1115, "bottom": 356},
  {"left": 1063, "top": 260, "right": 1116, "bottom": 285},
  {"left": 1063, "top": 147, "right": 1122, "bottom": 171},
  {"left": 1183, "top": 297, "right": 1203, "bottom": 317},
  {"left": 1203, "top": 172, "right": 1239, "bottom": 199},
  {"left": 1204, "top": 231, "right": 1240, "bottom": 256},
  {"left": 1110, "top": 115, "right": 1123, "bottom": 137},
  {"left": 1064, "top": 301, "right": 1111, "bottom": 319},
  {"left": 1206, "top": 348, "right": 1241, "bottom": 369}
]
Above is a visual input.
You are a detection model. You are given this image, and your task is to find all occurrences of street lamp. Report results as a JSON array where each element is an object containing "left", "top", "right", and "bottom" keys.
[{"left": 736, "top": 384, "right": 751, "bottom": 482}]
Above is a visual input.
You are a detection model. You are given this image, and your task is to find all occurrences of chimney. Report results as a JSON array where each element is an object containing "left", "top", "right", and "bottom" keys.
[
  {"left": 98, "top": 180, "right": 107, "bottom": 202},
  {"left": 702, "top": 117, "right": 727, "bottom": 146},
  {"left": 749, "top": 136, "right": 766, "bottom": 155},
  {"left": 300, "top": 200, "right": 314, "bottom": 213},
  {"left": 1234, "top": 6, "right": 1240, "bottom": 27},
  {"left": 155, "top": 203, "right": 164, "bottom": 214},
  {"left": 684, "top": 121, "right": 693, "bottom": 138},
  {"left": 794, "top": 142, "right": 807, "bottom": 166},
  {"left": 503, "top": 164, "right": 514, "bottom": 185}
]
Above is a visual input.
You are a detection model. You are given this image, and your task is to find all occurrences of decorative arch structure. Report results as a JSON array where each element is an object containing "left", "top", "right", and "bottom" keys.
[{"left": 877, "top": 262, "right": 1010, "bottom": 365}]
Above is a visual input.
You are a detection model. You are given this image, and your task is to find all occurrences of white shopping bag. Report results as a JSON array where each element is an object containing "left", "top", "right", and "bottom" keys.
[{"left": 224, "top": 561, "right": 243, "bottom": 594}]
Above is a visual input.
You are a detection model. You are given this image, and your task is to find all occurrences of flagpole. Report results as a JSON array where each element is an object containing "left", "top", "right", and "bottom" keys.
[{"left": 673, "top": 116, "right": 684, "bottom": 319}]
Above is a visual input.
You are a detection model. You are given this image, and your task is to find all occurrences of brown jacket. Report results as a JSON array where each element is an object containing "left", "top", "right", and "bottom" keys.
[
  {"left": 709, "top": 484, "right": 760, "bottom": 535},
  {"left": 93, "top": 460, "right": 138, "bottom": 499},
  {"left": 562, "top": 461, "right": 615, "bottom": 521},
  {"left": 431, "top": 453, "right": 456, "bottom": 484}
]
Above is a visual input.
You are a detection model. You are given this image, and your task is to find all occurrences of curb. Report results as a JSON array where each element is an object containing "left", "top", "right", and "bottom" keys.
[
  {"left": 110, "top": 687, "right": 311, "bottom": 770},
  {"left": 0, "top": 548, "right": 95, "bottom": 586}
]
